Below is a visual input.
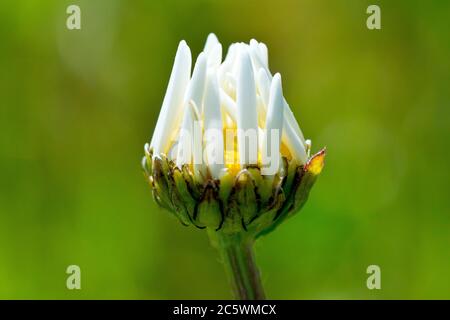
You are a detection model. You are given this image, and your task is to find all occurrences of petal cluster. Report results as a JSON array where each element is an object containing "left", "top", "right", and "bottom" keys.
[{"left": 148, "top": 34, "right": 309, "bottom": 179}]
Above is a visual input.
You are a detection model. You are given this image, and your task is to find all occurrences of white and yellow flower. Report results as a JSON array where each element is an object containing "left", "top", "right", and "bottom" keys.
[{"left": 143, "top": 34, "right": 324, "bottom": 235}]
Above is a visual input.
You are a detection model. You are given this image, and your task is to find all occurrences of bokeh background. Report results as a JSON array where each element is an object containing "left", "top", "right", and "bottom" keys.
[{"left": 0, "top": 0, "right": 449, "bottom": 299}]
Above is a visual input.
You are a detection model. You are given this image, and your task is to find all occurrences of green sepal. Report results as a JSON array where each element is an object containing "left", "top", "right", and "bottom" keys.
[
  {"left": 172, "top": 167, "right": 196, "bottom": 223},
  {"left": 144, "top": 143, "right": 153, "bottom": 174},
  {"left": 280, "top": 157, "right": 298, "bottom": 197},
  {"left": 218, "top": 171, "right": 234, "bottom": 204},
  {"left": 196, "top": 181, "right": 223, "bottom": 229},
  {"left": 232, "top": 170, "right": 258, "bottom": 226},
  {"left": 251, "top": 188, "right": 286, "bottom": 237},
  {"left": 153, "top": 155, "right": 191, "bottom": 226},
  {"left": 291, "top": 149, "right": 326, "bottom": 215},
  {"left": 182, "top": 164, "right": 201, "bottom": 200},
  {"left": 144, "top": 146, "right": 325, "bottom": 237},
  {"left": 258, "top": 149, "right": 326, "bottom": 236},
  {"left": 152, "top": 156, "right": 174, "bottom": 211}
]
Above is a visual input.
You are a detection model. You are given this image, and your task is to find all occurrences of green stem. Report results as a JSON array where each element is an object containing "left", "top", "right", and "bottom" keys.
[{"left": 208, "top": 230, "right": 266, "bottom": 300}]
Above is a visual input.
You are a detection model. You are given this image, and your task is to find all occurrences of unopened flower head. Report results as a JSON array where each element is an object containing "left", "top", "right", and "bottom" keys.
[{"left": 143, "top": 34, "right": 325, "bottom": 235}]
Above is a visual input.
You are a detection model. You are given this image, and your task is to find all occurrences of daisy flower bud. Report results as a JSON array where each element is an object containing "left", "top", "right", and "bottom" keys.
[
  {"left": 143, "top": 34, "right": 325, "bottom": 236},
  {"left": 142, "top": 34, "right": 326, "bottom": 299}
]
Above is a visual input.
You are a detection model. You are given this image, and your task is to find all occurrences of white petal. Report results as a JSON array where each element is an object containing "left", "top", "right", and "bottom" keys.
[
  {"left": 223, "top": 44, "right": 237, "bottom": 64},
  {"left": 305, "top": 139, "right": 312, "bottom": 157},
  {"left": 257, "top": 68, "right": 271, "bottom": 110},
  {"left": 236, "top": 49, "right": 259, "bottom": 166},
  {"left": 249, "top": 42, "right": 269, "bottom": 76},
  {"left": 189, "top": 100, "right": 201, "bottom": 121},
  {"left": 190, "top": 101, "right": 205, "bottom": 179},
  {"left": 283, "top": 99, "right": 306, "bottom": 143},
  {"left": 262, "top": 73, "right": 284, "bottom": 170},
  {"left": 204, "top": 72, "right": 223, "bottom": 132},
  {"left": 258, "top": 127, "right": 264, "bottom": 154},
  {"left": 219, "top": 45, "right": 236, "bottom": 78},
  {"left": 221, "top": 72, "right": 236, "bottom": 97},
  {"left": 184, "top": 52, "right": 207, "bottom": 110},
  {"left": 257, "top": 68, "right": 306, "bottom": 145},
  {"left": 256, "top": 94, "right": 267, "bottom": 127},
  {"left": 204, "top": 33, "right": 219, "bottom": 54},
  {"left": 258, "top": 42, "right": 269, "bottom": 67},
  {"left": 230, "top": 43, "right": 246, "bottom": 78},
  {"left": 176, "top": 102, "right": 193, "bottom": 167},
  {"left": 219, "top": 89, "right": 237, "bottom": 122},
  {"left": 251, "top": 51, "right": 305, "bottom": 145},
  {"left": 282, "top": 119, "right": 307, "bottom": 164},
  {"left": 203, "top": 71, "right": 224, "bottom": 178},
  {"left": 249, "top": 39, "right": 259, "bottom": 54},
  {"left": 264, "top": 74, "right": 307, "bottom": 164},
  {"left": 151, "top": 40, "right": 192, "bottom": 154},
  {"left": 207, "top": 43, "right": 222, "bottom": 69},
  {"left": 168, "top": 141, "right": 178, "bottom": 161}
]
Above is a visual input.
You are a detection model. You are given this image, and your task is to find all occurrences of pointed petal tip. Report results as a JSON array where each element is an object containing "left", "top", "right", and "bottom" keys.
[
  {"left": 151, "top": 39, "right": 192, "bottom": 154},
  {"left": 207, "top": 33, "right": 219, "bottom": 42},
  {"left": 258, "top": 42, "right": 269, "bottom": 66},
  {"left": 273, "top": 73, "right": 282, "bottom": 87},
  {"left": 258, "top": 42, "right": 268, "bottom": 52},
  {"left": 270, "top": 73, "right": 283, "bottom": 106},
  {"left": 178, "top": 40, "right": 190, "bottom": 52},
  {"left": 196, "top": 51, "right": 206, "bottom": 61},
  {"left": 175, "top": 39, "right": 192, "bottom": 66},
  {"left": 204, "top": 33, "right": 220, "bottom": 53},
  {"left": 237, "top": 48, "right": 256, "bottom": 100}
]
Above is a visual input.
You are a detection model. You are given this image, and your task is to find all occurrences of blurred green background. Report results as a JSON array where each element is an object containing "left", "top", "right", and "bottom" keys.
[{"left": 0, "top": 0, "right": 449, "bottom": 299}]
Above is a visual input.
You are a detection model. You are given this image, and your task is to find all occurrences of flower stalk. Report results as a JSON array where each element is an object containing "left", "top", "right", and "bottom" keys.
[{"left": 208, "top": 229, "right": 265, "bottom": 300}]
